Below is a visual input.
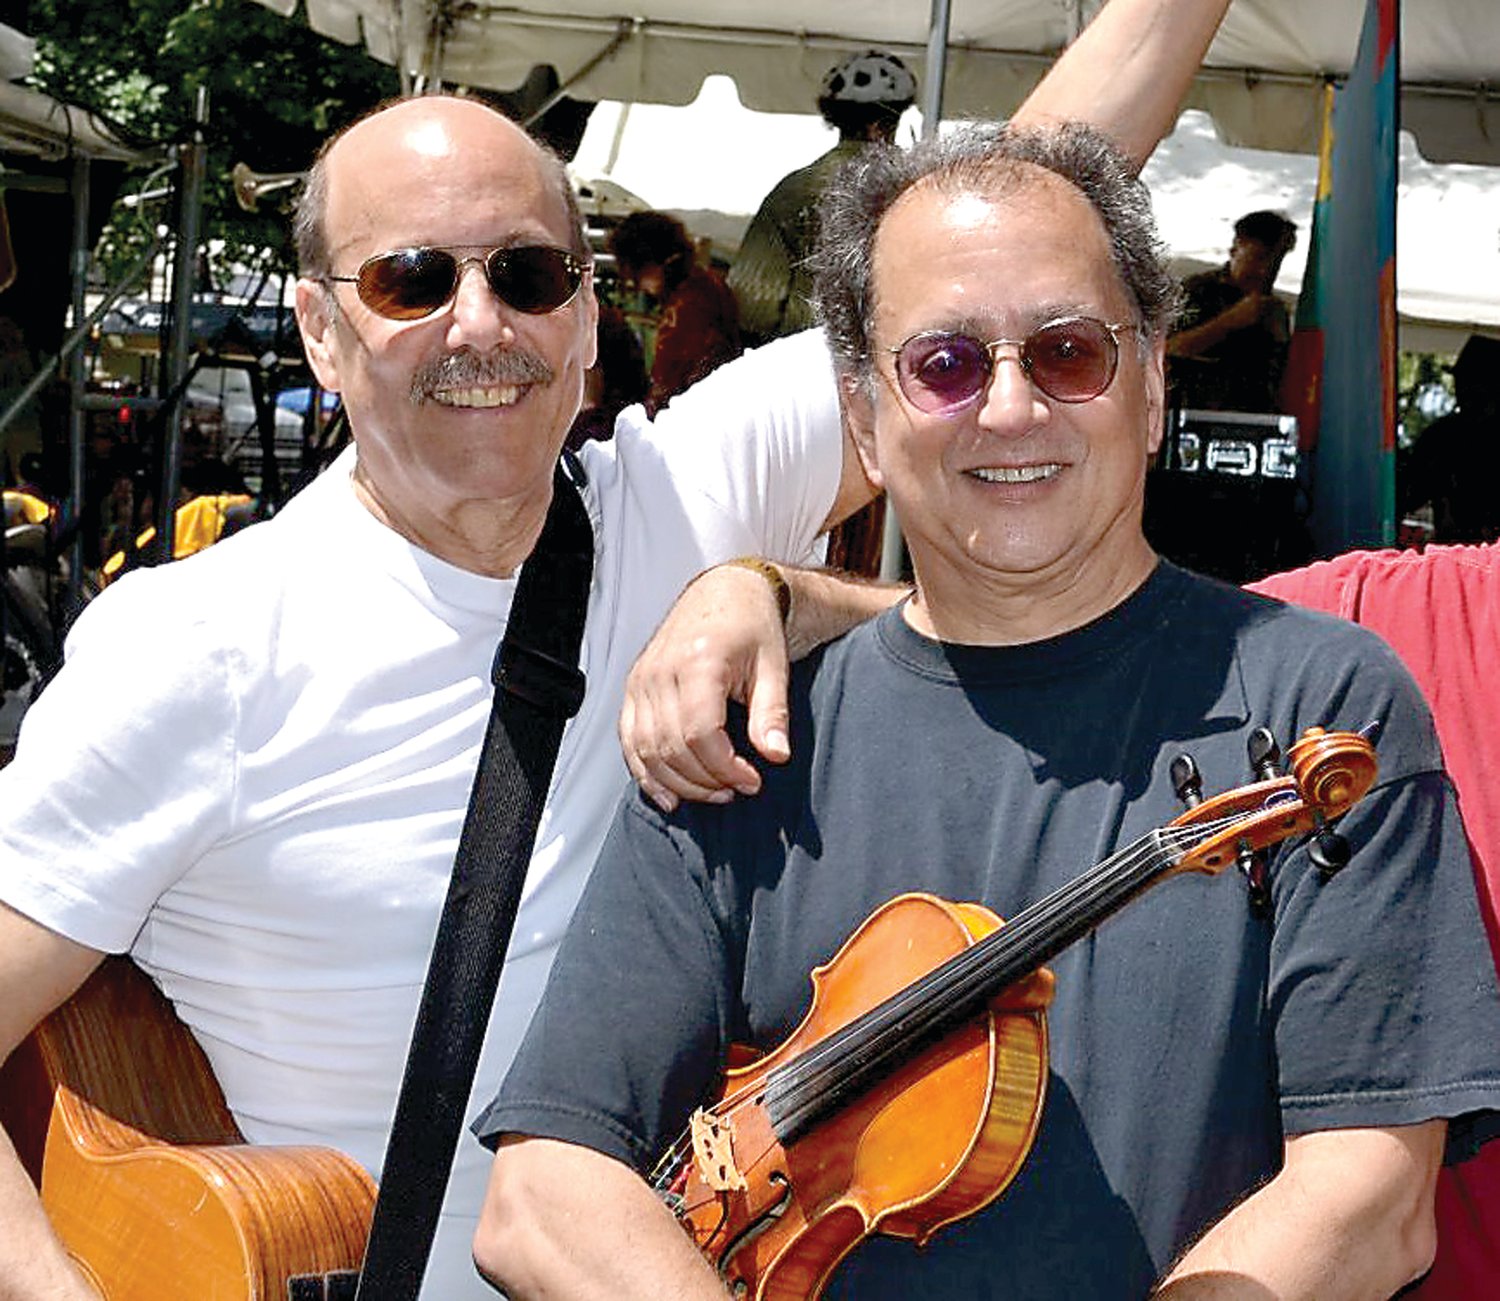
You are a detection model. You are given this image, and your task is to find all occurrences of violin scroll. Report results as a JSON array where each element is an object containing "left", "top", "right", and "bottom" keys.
[
  {"left": 1169, "top": 727, "right": 1377, "bottom": 879},
  {"left": 1285, "top": 727, "right": 1378, "bottom": 818}
]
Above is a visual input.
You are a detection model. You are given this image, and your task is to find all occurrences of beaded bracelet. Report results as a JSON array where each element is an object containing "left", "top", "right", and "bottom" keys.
[{"left": 722, "top": 556, "right": 792, "bottom": 625}]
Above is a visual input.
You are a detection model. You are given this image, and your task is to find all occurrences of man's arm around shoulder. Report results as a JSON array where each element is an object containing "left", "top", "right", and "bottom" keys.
[
  {"left": 1156, "top": 1122, "right": 1444, "bottom": 1299},
  {"left": 620, "top": 560, "right": 906, "bottom": 811},
  {"left": 475, "top": 1135, "right": 729, "bottom": 1299}
]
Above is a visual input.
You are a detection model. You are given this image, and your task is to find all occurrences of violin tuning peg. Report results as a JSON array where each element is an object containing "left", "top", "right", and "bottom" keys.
[
  {"left": 1170, "top": 753, "right": 1203, "bottom": 808},
  {"left": 1309, "top": 828, "right": 1351, "bottom": 878},
  {"left": 1238, "top": 843, "right": 1271, "bottom": 919},
  {"left": 1247, "top": 727, "right": 1281, "bottom": 783}
]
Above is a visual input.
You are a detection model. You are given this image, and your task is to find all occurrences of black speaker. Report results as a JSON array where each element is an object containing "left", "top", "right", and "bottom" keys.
[{"left": 1145, "top": 409, "right": 1310, "bottom": 584}]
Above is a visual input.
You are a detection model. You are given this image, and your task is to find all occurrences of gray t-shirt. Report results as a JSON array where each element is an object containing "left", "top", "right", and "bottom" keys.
[{"left": 481, "top": 562, "right": 1500, "bottom": 1299}]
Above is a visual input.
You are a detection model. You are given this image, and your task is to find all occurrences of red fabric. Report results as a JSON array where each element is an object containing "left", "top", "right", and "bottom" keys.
[
  {"left": 0, "top": 197, "right": 15, "bottom": 294},
  {"left": 1250, "top": 543, "right": 1500, "bottom": 1295},
  {"left": 648, "top": 265, "right": 742, "bottom": 413}
]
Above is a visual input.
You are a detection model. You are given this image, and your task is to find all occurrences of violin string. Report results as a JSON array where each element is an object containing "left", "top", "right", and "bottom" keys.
[
  {"left": 655, "top": 800, "right": 1296, "bottom": 1178},
  {"left": 765, "top": 869, "right": 1172, "bottom": 1131},
  {"left": 650, "top": 1088, "right": 758, "bottom": 1192},
  {"left": 763, "top": 811, "right": 1261, "bottom": 1133},
  {"left": 775, "top": 813, "right": 1250, "bottom": 1103},
  {"left": 650, "top": 1068, "right": 785, "bottom": 1193},
  {"left": 769, "top": 822, "right": 1186, "bottom": 1091},
  {"left": 647, "top": 819, "right": 1208, "bottom": 1189},
  {"left": 658, "top": 818, "right": 1227, "bottom": 1166},
  {"left": 763, "top": 840, "right": 1172, "bottom": 1129}
]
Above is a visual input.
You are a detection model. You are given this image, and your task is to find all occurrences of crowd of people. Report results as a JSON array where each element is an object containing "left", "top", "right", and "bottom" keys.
[{"left": 2, "top": 0, "right": 1498, "bottom": 1299}]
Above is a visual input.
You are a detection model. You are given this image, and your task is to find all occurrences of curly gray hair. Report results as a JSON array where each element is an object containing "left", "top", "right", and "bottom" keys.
[{"left": 811, "top": 121, "right": 1179, "bottom": 392}]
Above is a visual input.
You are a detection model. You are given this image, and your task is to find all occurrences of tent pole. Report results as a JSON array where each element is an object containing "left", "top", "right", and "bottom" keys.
[
  {"left": 879, "top": 0, "right": 953, "bottom": 582},
  {"left": 521, "top": 20, "right": 635, "bottom": 128},
  {"left": 64, "top": 152, "right": 89, "bottom": 622},
  {"left": 919, "top": 0, "right": 952, "bottom": 140},
  {"left": 156, "top": 87, "right": 208, "bottom": 564}
]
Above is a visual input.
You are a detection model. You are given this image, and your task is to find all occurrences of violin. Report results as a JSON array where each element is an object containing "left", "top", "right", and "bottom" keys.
[{"left": 650, "top": 726, "right": 1378, "bottom": 1300}]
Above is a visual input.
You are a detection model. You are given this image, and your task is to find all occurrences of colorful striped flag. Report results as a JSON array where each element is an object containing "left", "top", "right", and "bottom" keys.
[
  {"left": 1279, "top": 83, "right": 1334, "bottom": 452},
  {"left": 1301, "top": 0, "right": 1400, "bottom": 554}
]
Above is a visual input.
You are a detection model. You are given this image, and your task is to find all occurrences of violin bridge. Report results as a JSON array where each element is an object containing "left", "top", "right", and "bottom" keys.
[{"left": 690, "top": 1108, "right": 747, "bottom": 1192}]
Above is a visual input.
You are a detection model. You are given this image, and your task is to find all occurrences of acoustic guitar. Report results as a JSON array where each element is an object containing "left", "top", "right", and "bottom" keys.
[{"left": 0, "top": 956, "right": 374, "bottom": 1300}]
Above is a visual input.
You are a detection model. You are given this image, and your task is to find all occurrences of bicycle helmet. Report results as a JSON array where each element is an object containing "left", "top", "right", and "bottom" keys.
[{"left": 819, "top": 51, "right": 917, "bottom": 108}]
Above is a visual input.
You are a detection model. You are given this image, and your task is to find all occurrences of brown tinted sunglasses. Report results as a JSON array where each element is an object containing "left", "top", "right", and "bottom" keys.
[{"left": 323, "top": 244, "right": 589, "bottom": 320}]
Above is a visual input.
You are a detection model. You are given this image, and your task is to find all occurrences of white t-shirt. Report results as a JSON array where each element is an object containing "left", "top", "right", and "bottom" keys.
[{"left": 0, "top": 330, "right": 844, "bottom": 1298}]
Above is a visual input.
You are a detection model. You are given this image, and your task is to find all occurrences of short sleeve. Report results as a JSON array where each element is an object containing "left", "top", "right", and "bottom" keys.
[
  {"left": 633, "top": 330, "right": 845, "bottom": 563},
  {"left": 474, "top": 797, "right": 736, "bottom": 1173},
  {"left": 1270, "top": 765, "right": 1500, "bottom": 1136},
  {"left": 0, "top": 571, "right": 238, "bottom": 951}
]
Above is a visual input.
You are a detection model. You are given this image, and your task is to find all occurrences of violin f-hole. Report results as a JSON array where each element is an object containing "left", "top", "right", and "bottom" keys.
[{"left": 716, "top": 1170, "right": 792, "bottom": 1284}]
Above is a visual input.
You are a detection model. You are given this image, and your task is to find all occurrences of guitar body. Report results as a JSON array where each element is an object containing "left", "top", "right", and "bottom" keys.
[{"left": 0, "top": 956, "right": 375, "bottom": 1300}]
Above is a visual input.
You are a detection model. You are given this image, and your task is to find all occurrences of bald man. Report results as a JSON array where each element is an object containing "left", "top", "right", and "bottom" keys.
[
  {"left": 0, "top": 2, "right": 1234, "bottom": 1295},
  {"left": 0, "top": 94, "right": 862, "bottom": 1301}
]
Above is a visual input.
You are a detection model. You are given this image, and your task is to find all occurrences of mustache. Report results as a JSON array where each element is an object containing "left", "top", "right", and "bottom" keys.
[{"left": 410, "top": 348, "right": 554, "bottom": 400}]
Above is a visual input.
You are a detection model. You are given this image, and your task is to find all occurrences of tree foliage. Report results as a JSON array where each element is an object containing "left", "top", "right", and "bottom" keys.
[
  {"left": 1397, "top": 349, "right": 1455, "bottom": 449},
  {"left": 22, "top": 0, "right": 400, "bottom": 284}
]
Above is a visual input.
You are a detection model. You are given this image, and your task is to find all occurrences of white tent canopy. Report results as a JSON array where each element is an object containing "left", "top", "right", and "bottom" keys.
[
  {"left": 253, "top": 0, "right": 1500, "bottom": 165},
  {"left": 0, "top": 81, "right": 153, "bottom": 163},
  {"left": 247, "top": 1, "right": 1499, "bottom": 346},
  {"left": 569, "top": 83, "right": 1499, "bottom": 351},
  {"left": 0, "top": 23, "right": 155, "bottom": 162}
]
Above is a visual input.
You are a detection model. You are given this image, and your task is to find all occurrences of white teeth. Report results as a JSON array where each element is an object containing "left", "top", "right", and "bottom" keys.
[
  {"left": 433, "top": 385, "right": 523, "bottom": 408},
  {"left": 971, "top": 464, "right": 1060, "bottom": 484}
]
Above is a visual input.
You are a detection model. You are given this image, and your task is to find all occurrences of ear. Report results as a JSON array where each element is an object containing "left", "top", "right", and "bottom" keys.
[
  {"left": 295, "top": 277, "right": 343, "bottom": 393},
  {"left": 841, "top": 371, "right": 884, "bottom": 490},
  {"left": 1142, "top": 334, "right": 1167, "bottom": 457},
  {"left": 579, "top": 276, "right": 600, "bottom": 372}
]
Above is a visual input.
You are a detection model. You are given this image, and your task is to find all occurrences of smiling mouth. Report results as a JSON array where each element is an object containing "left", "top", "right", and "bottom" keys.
[
  {"left": 430, "top": 384, "right": 525, "bottom": 409},
  {"left": 969, "top": 464, "right": 1062, "bottom": 484}
]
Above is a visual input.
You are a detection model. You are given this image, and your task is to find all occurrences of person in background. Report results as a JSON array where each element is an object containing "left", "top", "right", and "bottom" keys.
[
  {"left": 94, "top": 467, "right": 136, "bottom": 564},
  {"left": 4, "top": 453, "right": 53, "bottom": 529},
  {"left": 607, "top": 210, "right": 741, "bottom": 415},
  {"left": 729, "top": 50, "right": 916, "bottom": 347},
  {"left": 565, "top": 303, "right": 649, "bottom": 450},
  {"left": 730, "top": 50, "right": 920, "bottom": 575},
  {"left": 98, "top": 458, "right": 256, "bottom": 584},
  {"left": 1167, "top": 209, "right": 1297, "bottom": 412},
  {"left": 1400, "top": 333, "right": 1500, "bottom": 543}
]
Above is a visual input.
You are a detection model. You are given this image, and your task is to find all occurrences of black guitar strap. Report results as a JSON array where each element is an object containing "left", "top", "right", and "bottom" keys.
[{"left": 352, "top": 455, "right": 594, "bottom": 1301}]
